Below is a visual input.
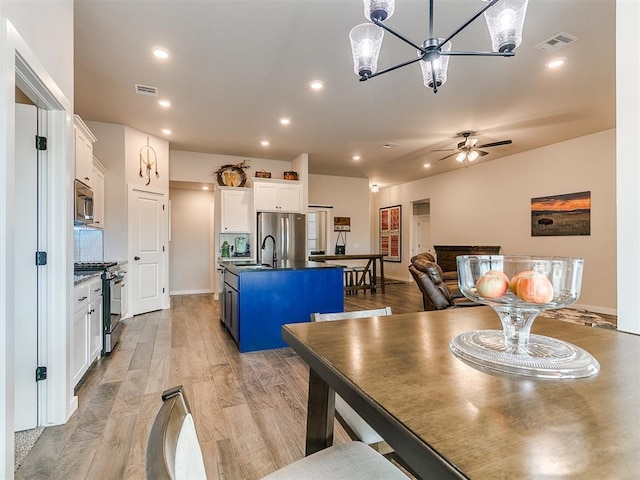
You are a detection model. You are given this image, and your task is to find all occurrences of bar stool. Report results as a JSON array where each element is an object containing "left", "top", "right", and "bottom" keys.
[
  {"left": 352, "top": 266, "right": 372, "bottom": 294},
  {"left": 343, "top": 267, "right": 356, "bottom": 295}
]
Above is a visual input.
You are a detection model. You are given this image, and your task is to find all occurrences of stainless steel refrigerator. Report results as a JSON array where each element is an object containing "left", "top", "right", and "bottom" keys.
[{"left": 257, "top": 212, "right": 306, "bottom": 265}]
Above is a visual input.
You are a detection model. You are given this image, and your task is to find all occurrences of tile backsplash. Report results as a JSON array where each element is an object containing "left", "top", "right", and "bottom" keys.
[{"left": 74, "top": 226, "right": 104, "bottom": 262}]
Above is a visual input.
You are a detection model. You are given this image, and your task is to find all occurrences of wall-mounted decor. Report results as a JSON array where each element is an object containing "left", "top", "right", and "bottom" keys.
[
  {"left": 334, "top": 217, "right": 351, "bottom": 231},
  {"left": 213, "top": 159, "right": 250, "bottom": 187},
  {"left": 139, "top": 136, "right": 159, "bottom": 186},
  {"left": 531, "top": 191, "right": 591, "bottom": 236},
  {"left": 380, "top": 205, "right": 401, "bottom": 262}
]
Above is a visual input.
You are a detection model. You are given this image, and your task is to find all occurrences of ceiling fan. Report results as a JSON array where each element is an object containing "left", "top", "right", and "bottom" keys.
[{"left": 435, "top": 131, "right": 512, "bottom": 166}]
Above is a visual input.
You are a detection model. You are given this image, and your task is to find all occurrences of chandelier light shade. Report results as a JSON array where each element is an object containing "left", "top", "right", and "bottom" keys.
[
  {"left": 349, "top": 23, "right": 385, "bottom": 78},
  {"left": 484, "top": 0, "right": 529, "bottom": 53},
  {"left": 419, "top": 39, "right": 451, "bottom": 89},
  {"left": 349, "top": 0, "right": 529, "bottom": 93},
  {"left": 363, "top": 0, "right": 395, "bottom": 22}
]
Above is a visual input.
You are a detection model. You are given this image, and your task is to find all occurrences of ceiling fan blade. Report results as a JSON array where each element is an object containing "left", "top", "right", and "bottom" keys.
[
  {"left": 476, "top": 139, "right": 512, "bottom": 148},
  {"left": 429, "top": 148, "right": 456, "bottom": 152},
  {"left": 477, "top": 150, "right": 489, "bottom": 156},
  {"left": 438, "top": 152, "right": 458, "bottom": 161}
]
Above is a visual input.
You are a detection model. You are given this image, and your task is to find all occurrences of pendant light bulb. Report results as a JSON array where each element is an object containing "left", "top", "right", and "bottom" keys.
[
  {"left": 456, "top": 152, "right": 466, "bottom": 163},
  {"left": 468, "top": 150, "right": 480, "bottom": 162}
]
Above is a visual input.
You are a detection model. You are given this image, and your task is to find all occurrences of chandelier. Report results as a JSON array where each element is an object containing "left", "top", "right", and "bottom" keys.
[{"left": 349, "top": 0, "right": 529, "bottom": 93}]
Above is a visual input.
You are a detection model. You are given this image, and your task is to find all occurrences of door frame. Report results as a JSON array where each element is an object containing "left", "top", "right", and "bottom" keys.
[
  {"left": 1, "top": 19, "right": 73, "bottom": 475},
  {"left": 127, "top": 184, "right": 170, "bottom": 316}
]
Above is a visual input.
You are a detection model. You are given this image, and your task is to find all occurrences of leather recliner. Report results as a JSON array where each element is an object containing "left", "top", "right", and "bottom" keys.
[{"left": 409, "top": 255, "right": 479, "bottom": 311}]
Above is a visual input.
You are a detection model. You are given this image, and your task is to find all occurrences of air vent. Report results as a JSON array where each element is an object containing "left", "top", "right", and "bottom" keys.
[
  {"left": 381, "top": 143, "right": 398, "bottom": 149},
  {"left": 535, "top": 32, "right": 578, "bottom": 52},
  {"left": 134, "top": 84, "right": 159, "bottom": 97}
]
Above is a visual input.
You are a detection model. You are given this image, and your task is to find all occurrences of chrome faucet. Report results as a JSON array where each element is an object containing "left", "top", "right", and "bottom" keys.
[{"left": 261, "top": 235, "right": 277, "bottom": 267}]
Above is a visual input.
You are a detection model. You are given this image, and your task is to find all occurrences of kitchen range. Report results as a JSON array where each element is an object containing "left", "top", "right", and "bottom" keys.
[{"left": 73, "top": 261, "right": 126, "bottom": 355}]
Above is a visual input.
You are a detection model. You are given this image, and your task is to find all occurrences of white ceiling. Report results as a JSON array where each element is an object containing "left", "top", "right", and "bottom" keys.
[{"left": 74, "top": 0, "right": 615, "bottom": 188}]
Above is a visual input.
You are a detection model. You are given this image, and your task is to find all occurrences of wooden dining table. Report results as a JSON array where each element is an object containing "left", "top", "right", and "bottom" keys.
[
  {"left": 282, "top": 307, "right": 640, "bottom": 479},
  {"left": 308, "top": 253, "right": 385, "bottom": 294}
]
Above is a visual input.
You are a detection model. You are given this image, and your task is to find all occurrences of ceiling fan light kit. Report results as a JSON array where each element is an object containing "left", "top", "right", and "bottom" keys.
[{"left": 349, "top": 0, "right": 529, "bottom": 93}]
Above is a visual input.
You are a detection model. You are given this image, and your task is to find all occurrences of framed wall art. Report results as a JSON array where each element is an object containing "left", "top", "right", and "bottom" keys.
[
  {"left": 380, "top": 205, "right": 402, "bottom": 262},
  {"left": 531, "top": 191, "right": 591, "bottom": 236}
]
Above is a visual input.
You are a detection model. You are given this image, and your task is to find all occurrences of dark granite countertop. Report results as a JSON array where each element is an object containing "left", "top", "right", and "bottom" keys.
[
  {"left": 73, "top": 272, "right": 101, "bottom": 285},
  {"left": 222, "top": 260, "right": 343, "bottom": 274}
]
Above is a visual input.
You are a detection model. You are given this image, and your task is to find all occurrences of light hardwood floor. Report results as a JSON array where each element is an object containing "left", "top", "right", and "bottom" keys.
[
  {"left": 15, "top": 280, "right": 615, "bottom": 479},
  {"left": 16, "top": 282, "right": 424, "bottom": 480}
]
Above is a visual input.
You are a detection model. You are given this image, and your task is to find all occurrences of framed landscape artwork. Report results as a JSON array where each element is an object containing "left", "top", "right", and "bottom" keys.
[
  {"left": 531, "top": 191, "right": 591, "bottom": 236},
  {"left": 380, "top": 205, "right": 401, "bottom": 262}
]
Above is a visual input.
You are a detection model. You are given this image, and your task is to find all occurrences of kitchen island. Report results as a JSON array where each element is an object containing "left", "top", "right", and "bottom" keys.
[{"left": 221, "top": 260, "right": 344, "bottom": 352}]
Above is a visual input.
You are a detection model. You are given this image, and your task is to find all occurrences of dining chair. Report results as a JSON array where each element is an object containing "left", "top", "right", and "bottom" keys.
[
  {"left": 310, "top": 308, "right": 392, "bottom": 451},
  {"left": 146, "top": 385, "right": 409, "bottom": 480}
]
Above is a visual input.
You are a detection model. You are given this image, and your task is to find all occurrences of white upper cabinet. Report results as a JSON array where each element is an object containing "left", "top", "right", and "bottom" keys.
[
  {"left": 74, "top": 115, "right": 97, "bottom": 188},
  {"left": 253, "top": 179, "right": 302, "bottom": 213},
  {"left": 220, "top": 187, "right": 252, "bottom": 233},
  {"left": 91, "top": 158, "right": 106, "bottom": 228}
]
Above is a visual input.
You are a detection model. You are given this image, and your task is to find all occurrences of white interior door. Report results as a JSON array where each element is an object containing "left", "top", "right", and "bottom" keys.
[
  {"left": 129, "top": 188, "right": 166, "bottom": 315},
  {"left": 413, "top": 214, "right": 433, "bottom": 256},
  {"left": 14, "top": 103, "right": 38, "bottom": 431}
]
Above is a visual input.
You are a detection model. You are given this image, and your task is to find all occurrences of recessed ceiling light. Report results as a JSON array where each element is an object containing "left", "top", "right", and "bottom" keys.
[
  {"left": 546, "top": 57, "right": 566, "bottom": 69},
  {"left": 152, "top": 47, "right": 170, "bottom": 59},
  {"left": 202, "top": 186, "right": 209, "bottom": 191},
  {"left": 370, "top": 185, "right": 380, "bottom": 193},
  {"left": 161, "top": 129, "right": 172, "bottom": 135},
  {"left": 158, "top": 99, "right": 171, "bottom": 107},
  {"left": 352, "top": 155, "right": 361, "bottom": 161},
  {"left": 309, "top": 80, "right": 324, "bottom": 90},
  {"left": 423, "top": 163, "right": 431, "bottom": 168},
  {"left": 261, "top": 140, "right": 270, "bottom": 146},
  {"left": 279, "top": 117, "right": 291, "bottom": 125},
  {"left": 382, "top": 143, "right": 398, "bottom": 149}
]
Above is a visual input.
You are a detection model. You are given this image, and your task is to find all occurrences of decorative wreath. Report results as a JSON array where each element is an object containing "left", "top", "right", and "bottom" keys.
[
  {"left": 213, "top": 159, "right": 250, "bottom": 187},
  {"left": 139, "top": 136, "right": 159, "bottom": 186}
]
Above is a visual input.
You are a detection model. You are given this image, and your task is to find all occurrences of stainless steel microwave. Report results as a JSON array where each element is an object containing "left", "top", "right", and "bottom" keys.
[{"left": 74, "top": 179, "right": 94, "bottom": 224}]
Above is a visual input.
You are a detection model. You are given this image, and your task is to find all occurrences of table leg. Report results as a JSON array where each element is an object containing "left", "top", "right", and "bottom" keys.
[
  {"left": 379, "top": 257, "right": 385, "bottom": 293},
  {"left": 371, "top": 258, "right": 377, "bottom": 293},
  {"left": 305, "top": 368, "right": 335, "bottom": 456}
]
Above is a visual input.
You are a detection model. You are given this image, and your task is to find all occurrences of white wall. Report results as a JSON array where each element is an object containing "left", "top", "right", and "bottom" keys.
[
  {"left": 308, "top": 174, "right": 371, "bottom": 255},
  {"left": 373, "top": 130, "right": 616, "bottom": 314},
  {"left": 169, "top": 188, "right": 215, "bottom": 295},
  {"left": 169, "top": 150, "right": 293, "bottom": 185}
]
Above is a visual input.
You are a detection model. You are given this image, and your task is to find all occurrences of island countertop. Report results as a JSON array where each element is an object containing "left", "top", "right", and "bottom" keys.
[{"left": 221, "top": 260, "right": 343, "bottom": 274}]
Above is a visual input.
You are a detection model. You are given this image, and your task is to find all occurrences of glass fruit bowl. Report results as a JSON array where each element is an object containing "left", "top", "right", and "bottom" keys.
[{"left": 449, "top": 255, "right": 599, "bottom": 379}]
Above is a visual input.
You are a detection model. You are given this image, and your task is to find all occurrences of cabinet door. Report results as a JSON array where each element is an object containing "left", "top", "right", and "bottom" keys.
[
  {"left": 74, "top": 128, "right": 93, "bottom": 188},
  {"left": 278, "top": 183, "right": 302, "bottom": 213},
  {"left": 72, "top": 306, "right": 89, "bottom": 386},
  {"left": 88, "top": 296, "right": 103, "bottom": 361},
  {"left": 253, "top": 183, "right": 280, "bottom": 211},
  {"left": 91, "top": 167, "right": 105, "bottom": 228},
  {"left": 221, "top": 189, "right": 252, "bottom": 232}
]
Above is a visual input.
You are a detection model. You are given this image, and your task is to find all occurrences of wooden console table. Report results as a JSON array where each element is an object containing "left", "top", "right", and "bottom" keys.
[
  {"left": 434, "top": 245, "right": 501, "bottom": 273},
  {"left": 309, "top": 254, "right": 385, "bottom": 294}
]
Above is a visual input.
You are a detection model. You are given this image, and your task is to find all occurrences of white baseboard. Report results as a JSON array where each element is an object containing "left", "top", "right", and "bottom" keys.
[{"left": 169, "top": 289, "right": 214, "bottom": 296}]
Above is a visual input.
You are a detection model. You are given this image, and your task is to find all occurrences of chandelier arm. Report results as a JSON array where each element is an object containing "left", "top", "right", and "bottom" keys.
[
  {"left": 443, "top": 51, "right": 515, "bottom": 57},
  {"left": 361, "top": 56, "right": 424, "bottom": 81},
  {"left": 373, "top": 17, "right": 427, "bottom": 54},
  {"left": 438, "top": 0, "right": 501, "bottom": 48}
]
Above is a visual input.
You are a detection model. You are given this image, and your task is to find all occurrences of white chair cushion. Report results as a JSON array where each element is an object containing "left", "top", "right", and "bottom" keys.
[
  {"left": 175, "top": 413, "right": 207, "bottom": 480},
  {"left": 335, "top": 395, "right": 384, "bottom": 445},
  {"left": 260, "top": 441, "right": 408, "bottom": 480}
]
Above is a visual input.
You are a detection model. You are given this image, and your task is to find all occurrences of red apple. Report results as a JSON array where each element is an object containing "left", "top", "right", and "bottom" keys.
[
  {"left": 509, "top": 270, "right": 535, "bottom": 293},
  {"left": 476, "top": 270, "right": 509, "bottom": 298},
  {"left": 516, "top": 272, "right": 554, "bottom": 303}
]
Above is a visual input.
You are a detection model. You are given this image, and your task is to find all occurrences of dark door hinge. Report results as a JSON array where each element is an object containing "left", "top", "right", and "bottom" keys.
[
  {"left": 162, "top": 287, "right": 165, "bottom": 293},
  {"left": 35, "top": 135, "right": 47, "bottom": 151},
  {"left": 35, "top": 251, "right": 47, "bottom": 266},
  {"left": 162, "top": 204, "right": 165, "bottom": 210},
  {"left": 36, "top": 366, "right": 47, "bottom": 381},
  {"left": 162, "top": 246, "right": 165, "bottom": 252}
]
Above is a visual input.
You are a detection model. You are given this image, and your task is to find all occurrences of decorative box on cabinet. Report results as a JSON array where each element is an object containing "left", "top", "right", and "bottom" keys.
[
  {"left": 253, "top": 178, "right": 302, "bottom": 213},
  {"left": 73, "top": 115, "right": 97, "bottom": 188}
]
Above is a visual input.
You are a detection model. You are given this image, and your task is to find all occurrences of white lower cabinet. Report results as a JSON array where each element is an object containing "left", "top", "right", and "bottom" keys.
[{"left": 72, "top": 277, "right": 103, "bottom": 387}]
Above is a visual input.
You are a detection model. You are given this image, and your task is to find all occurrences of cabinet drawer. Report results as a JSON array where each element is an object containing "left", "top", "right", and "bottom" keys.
[
  {"left": 74, "top": 284, "right": 90, "bottom": 311},
  {"left": 89, "top": 279, "right": 103, "bottom": 302},
  {"left": 224, "top": 270, "right": 239, "bottom": 291}
]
